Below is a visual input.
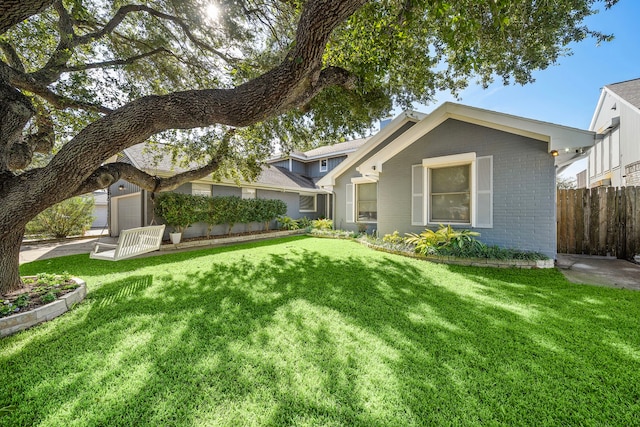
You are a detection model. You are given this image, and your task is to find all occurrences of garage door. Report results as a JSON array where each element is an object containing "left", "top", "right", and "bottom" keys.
[{"left": 115, "top": 193, "right": 142, "bottom": 236}]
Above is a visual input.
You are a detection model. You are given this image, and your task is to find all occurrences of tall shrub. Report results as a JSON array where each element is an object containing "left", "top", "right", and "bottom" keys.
[
  {"left": 154, "top": 193, "right": 203, "bottom": 233},
  {"left": 25, "top": 196, "right": 95, "bottom": 238}
]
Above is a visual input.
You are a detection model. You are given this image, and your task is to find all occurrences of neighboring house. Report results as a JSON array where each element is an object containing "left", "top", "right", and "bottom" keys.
[
  {"left": 109, "top": 144, "right": 323, "bottom": 238},
  {"left": 317, "top": 102, "right": 594, "bottom": 258},
  {"left": 588, "top": 78, "right": 640, "bottom": 188}
]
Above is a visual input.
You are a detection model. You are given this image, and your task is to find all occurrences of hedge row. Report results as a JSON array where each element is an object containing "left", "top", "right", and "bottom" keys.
[{"left": 154, "top": 192, "right": 287, "bottom": 235}]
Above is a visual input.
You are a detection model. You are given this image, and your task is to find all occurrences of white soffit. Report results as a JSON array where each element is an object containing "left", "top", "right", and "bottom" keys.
[{"left": 316, "top": 110, "right": 426, "bottom": 187}]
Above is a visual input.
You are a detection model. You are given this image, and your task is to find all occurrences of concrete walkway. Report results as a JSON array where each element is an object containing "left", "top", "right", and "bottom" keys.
[
  {"left": 20, "top": 236, "right": 117, "bottom": 264},
  {"left": 556, "top": 254, "right": 640, "bottom": 291}
]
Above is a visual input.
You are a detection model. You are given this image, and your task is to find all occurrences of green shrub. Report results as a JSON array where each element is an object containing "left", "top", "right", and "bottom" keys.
[
  {"left": 297, "top": 217, "right": 312, "bottom": 228},
  {"left": 40, "top": 292, "right": 57, "bottom": 304},
  {"left": 312, "top": 218, "right": 333, "bottom": 231},
  {"left": 154, "top": 193, "right": 204, "bottom": 233},
  {"left": 25, "top": 196, "right": 95, "bottom": 238},
  {"left": 156, "top": 192, "right": 289, "bottom": 236},
  {"left": 405, "top": 224, "right": 480, "bottom": 254},
  {"left": 253, "top": 199, "right": 286, "bottom": 231},
  {"left": 382, "top": 231, "right": 404, "bottom": 245},
  {"left": 278, "top": 216, "right": 300, "bottom": 230}
]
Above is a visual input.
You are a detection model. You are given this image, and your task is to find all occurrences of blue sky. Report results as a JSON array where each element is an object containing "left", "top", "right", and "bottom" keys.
[{"left": 406, "top": 0, "right": 639, "bottom": 178}]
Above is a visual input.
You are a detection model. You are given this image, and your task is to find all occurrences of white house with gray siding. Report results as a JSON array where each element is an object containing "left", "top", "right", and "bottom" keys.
[
  {"left": 318, "top": 103, "right": 595, "bottom": 258},
  {"left": 588, "top": 78, "right": 640, "bottom": 187}
]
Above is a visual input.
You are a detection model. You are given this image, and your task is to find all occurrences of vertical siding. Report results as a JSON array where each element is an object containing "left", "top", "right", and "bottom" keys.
[
  {"left": 588, "top": 91, "right": 640, "bottom": 188},
  {"left": 376, "top": 119, "right": 556, "bottom": 258},
  {"left": 291, "top": 160, "right": 306, "bottom": 175},
  {"left": 306, "top": 156, "right": 348, "bottom": 178},
  {"left": 620, "top": 101, "right": 640, "bottom": 172},
  {"left": 271, "top": 160, "right": 290, "bottom": 170},
  {"left": 109, "top": 179, "right": 140, "bottom": 196}
]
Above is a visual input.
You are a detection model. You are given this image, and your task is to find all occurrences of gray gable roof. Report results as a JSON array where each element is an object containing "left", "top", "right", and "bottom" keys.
[
  {"left": 121, "top": 143, "right": 318, "bottom": 191},
  {"left": 268, "top": 137, "right": 369, "bottom": 163},
  {"left": 255, "top": 166, "right": 316, "bottom": 190},
  {"left": 606, "top": 78, "right": 640, "bottom": 109},
  {"left": 302, "top": 138, "right": 368, "bottom": 158}
]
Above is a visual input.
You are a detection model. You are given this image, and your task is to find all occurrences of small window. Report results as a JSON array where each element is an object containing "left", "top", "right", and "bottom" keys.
[
  {"left": 319, "top": 159, "right": 328, "bottom": 173},
  {"left": 357, "top": 183, "right": 377, "bottom": 222},
  {"left": 300, "top": 194, "right": 316, "bottom": 212},
  {"left": 192, "top": 183, "right": 211, "bottom": 196},
  {"left": 242, "top": 188, "right": 256, "bottom": 199}
]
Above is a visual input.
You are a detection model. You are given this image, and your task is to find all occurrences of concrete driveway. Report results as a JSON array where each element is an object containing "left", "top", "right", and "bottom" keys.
[{"left": 556, "top": 254, "right": 640, "bottom": 291}]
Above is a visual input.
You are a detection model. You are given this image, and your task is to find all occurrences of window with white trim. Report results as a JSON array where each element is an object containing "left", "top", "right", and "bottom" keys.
[
  {"left": 192, "top": 183, "right": 211, "bottom": 196},
  {"left": 299, "top": 194, "right": 316, "bottom": 212},
  {"left": 412, "top": 153, "right": 492, "bottom": 228},
  {"left": 357, "top": 183, "right": 377, "bottom": 222},
  {"left": 320, "top": 159, "right": 328, "bottom": 172},
  {"left": 241, "top": 188, "right": 256, "bottom": 199}
]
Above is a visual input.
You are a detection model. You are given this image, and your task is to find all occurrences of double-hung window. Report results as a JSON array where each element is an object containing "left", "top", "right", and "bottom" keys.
[
  {"left": 430, "top": 164, "right": 471, "bottom": 223},
  {"left": 299, "top": 193, "right": 316, "bottom": 212},
  {"left": 346, "top": 180, "right": 377, "bottom": 223},
  {"left": 412, "top": 152, "right": 492, "bottom": 228},
  {"left": 319, "top": 159, "right": 328, "bottom": 173}
]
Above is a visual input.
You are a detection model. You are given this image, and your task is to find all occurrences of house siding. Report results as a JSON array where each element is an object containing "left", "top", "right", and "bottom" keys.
[
  {"left": 306, "top": 155, "right": 347, "bottom": 179},
  {"left": 589, "top": 90, "right": 640, "bottom": 187},
  {"left": 382, "top": 120, "right": 556, "bottom": 258},
  {"left": 290, "top": 160, "right": 306, "bottom": 175},
  {"left": 271, "top": 160, "right": 290, "bottom": 170},
  {"left": 332, "top": 121, "right": 417, "bottom": 231}
]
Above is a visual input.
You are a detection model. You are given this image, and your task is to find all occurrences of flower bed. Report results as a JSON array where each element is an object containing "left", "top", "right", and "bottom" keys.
[{"left": 1, "top": 277, "right": 86, "bottom": 337}]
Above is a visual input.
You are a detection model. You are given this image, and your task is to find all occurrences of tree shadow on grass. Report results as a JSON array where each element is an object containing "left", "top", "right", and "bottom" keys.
[{"left": 4, "top": 238, "right": 640, "bottom": 426}]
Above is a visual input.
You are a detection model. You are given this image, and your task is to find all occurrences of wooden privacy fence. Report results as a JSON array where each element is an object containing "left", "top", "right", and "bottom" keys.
[{"left": 557, "top": 187, "right": 640, "bottom": 258}]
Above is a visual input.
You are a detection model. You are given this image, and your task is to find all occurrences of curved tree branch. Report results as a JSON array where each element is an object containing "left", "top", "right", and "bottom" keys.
[
  {"left": 1, "top": 62, "right": 113, "bottom": 114},
  {"left": 0, "top": 0, "right": 55, "bottom": 35},
  {"left": 72, "top": 137, "right": 230, "bottom": 196},
  {"left": 75, "top": 4, "right": 236, "bottom": 64},
  {"left": 0, "top": 42, "right": 25, "bottom": 72},
  {"left": 59, "top": 48, "right": 170, "bottom": 73}
]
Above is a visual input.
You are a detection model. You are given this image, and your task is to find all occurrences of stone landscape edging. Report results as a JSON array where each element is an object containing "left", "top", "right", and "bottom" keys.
[
  {"left": 0, "top": 278, "right": 86, "bottom": 338},
  {"left": 356, "top": 238, "right": 554, "bottom": 269}
]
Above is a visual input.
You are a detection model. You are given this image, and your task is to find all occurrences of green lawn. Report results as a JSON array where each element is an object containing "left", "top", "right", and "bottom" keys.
[{"left": 3, "top": 236, "right": 639, "bottom": 426}]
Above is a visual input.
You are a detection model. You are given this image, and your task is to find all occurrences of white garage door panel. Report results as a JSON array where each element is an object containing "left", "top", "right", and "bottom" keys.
[{"left": 116, "top": 193, "right": 142, "bottom": 236}]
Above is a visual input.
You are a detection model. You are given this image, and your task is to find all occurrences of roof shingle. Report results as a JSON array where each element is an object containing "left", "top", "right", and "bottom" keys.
[{"left": 606, "top": 78, "right": 640, "bottom": 109}]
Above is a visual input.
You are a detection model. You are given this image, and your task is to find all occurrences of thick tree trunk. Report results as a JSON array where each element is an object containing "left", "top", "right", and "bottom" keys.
[{"left": 0, "top": 225, "right": 25, "bottom": 294}]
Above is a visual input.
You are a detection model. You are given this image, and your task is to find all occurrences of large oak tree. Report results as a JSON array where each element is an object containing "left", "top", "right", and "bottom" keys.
[{"left": 0, "top": 0, "right": 616, "bottom": 293}]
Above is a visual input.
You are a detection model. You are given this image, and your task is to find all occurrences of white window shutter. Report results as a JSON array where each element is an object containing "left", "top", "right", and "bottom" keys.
[
  {"left": 346, "top": 183, "right": 355, "bottom": 223},
  {"left": 475, "top": 156, "right": 493, "bottom": 228},
  {"left": 411, "top": 165, "right": 424, "bottom": 225}
]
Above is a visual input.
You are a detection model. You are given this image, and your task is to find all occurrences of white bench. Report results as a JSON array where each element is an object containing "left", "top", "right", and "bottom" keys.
[{"left": 90, "top": 225, "right": 166, "bottom": 261}]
